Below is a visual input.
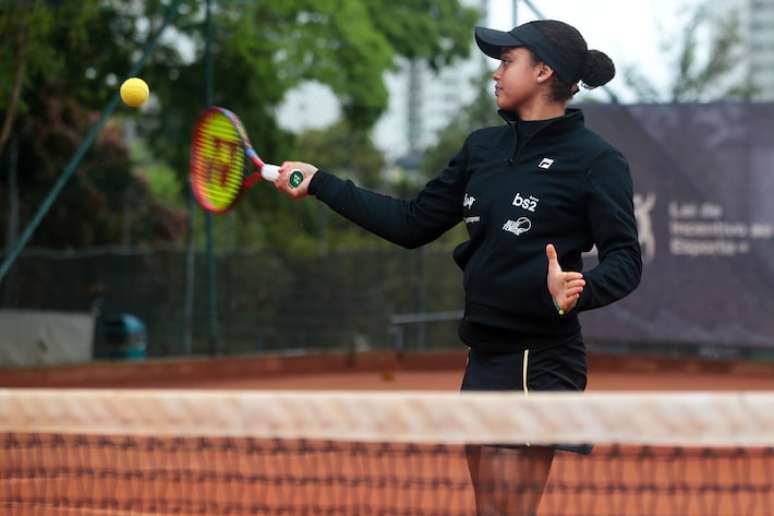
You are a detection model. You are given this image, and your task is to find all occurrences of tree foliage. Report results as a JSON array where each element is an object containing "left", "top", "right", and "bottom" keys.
[
  {"left": 413, "top": 70, "right": 501, "bottom": 248},
  {"left": 0, "top": 1, "right": 189, "bottom": 248},
  {"left": 622, "top": 2, "right": 757, "bottom": 103},
  {"left": 0, "top": 0, "right": 479, "bottom": 251}
]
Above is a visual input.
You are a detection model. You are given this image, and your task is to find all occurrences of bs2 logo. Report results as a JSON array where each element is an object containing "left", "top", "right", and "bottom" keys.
[{"left": 513, "top": 193, "right": 539, "bottom": 213}]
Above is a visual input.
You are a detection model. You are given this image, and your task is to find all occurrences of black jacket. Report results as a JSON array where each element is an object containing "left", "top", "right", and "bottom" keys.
[{"left": 309, "top": 108, "right": 642, "bottom": 343}]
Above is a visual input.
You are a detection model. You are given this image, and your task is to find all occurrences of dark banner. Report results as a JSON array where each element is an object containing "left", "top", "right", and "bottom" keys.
[{"left": 580, "top": 102, "right": 774, "bottom": 351}]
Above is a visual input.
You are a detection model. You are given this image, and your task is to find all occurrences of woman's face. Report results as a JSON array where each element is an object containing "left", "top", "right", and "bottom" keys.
[{"left": 492, "top": 47, "right": 544, "bottom": 111}]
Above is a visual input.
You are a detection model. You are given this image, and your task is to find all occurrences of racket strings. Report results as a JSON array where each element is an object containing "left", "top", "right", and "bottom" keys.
[{"left": 191, "top": 112, "right": 245, "bottom": 212}]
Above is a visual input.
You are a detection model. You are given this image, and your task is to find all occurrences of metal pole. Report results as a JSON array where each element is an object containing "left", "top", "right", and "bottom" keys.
[
  {"left": 182, "top": 194, "right": 196, "bottom": 355},
  {"left": 406, "top": 59, "right": 427, "bottom": 348},
  {"left": 3, "top": 135, "right": 19, "bottom": 305},
  {"left": 407, "top": 60, "right": 421, "bottom": 154},
  {"left": 521, "top": 0, "right": 545, "bottom": 19},
  {"left": 204, "top": 0, "right": 220, "bottom": 356},
  {"left": 479, "top": 0, "right": 489, "bottom": 74},
  {"left": 417, "top": 247, "right": 426, "bottom": 348},
  {"left": 0, "top": 0, "right": 183, "bottom": 284}
]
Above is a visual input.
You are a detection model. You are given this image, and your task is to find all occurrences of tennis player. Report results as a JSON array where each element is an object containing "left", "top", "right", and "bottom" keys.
[{"left": 275, "top": 19, "right": 641, "bottom": 516}]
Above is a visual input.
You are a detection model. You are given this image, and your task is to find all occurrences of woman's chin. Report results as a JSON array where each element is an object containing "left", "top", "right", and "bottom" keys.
[{"left": 495, "top": 98, "right": 513, "bottom": 111}]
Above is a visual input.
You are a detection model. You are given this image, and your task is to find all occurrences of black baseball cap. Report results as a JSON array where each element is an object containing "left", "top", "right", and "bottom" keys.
[{"left": 475, "top": 21, "right": 586, "bottom": 84}]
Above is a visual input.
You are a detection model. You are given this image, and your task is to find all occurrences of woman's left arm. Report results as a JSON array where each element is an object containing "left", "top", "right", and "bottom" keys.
[{"left": 576, "top": 150, "right": 642, "bottom": 311}]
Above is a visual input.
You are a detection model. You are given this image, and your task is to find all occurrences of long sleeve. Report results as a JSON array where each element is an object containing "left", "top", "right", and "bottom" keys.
[
  {"left": 308, "top": 142, "right": 469, "bottom": 249},
  {"left": 577, "top": 150, "right": 642, "bottom": 311}
]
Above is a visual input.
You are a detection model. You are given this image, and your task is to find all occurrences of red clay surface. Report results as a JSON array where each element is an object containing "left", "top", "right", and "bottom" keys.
[
  {"left": 2, "top": 351, "right": 774, "bottom": 515},
  {"left": 4, "top": 350, "right": 774, "bottom": 391}
]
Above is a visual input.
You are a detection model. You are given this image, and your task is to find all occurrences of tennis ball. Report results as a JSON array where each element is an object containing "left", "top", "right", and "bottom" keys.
[{"left": 120, "top": 77, "right": 149, "bottom": 108}]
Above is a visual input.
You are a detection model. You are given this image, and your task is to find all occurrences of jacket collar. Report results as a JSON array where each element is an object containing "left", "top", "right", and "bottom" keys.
[{"left": 498, "top": 108, "right": 585, "bottom": 136}]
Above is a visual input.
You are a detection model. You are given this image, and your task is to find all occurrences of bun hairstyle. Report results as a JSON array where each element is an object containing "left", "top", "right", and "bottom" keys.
[
  {"left": 580, "top": 49, "right": 616, "bottom": 88},
  {"left": 532, "top": 20, "right": 615, "bottom": 101}
]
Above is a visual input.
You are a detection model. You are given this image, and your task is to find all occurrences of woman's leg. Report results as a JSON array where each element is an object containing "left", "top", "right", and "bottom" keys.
[
  {"left": 466, "top": 444, "right": 554, "bottom": 516},
  {"left": 460, "top": 343, "right": 584, "bottom": 515}
]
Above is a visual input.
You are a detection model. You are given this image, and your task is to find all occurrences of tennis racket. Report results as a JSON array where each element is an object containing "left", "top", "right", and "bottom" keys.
[{"left": 190, "top": 106, "right": 304, "bottom": 213}]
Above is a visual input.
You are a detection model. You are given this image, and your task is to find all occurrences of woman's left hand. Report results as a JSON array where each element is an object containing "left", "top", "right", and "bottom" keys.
[{"left": 546, "top": 243, "right": 585, "bottom": 314}]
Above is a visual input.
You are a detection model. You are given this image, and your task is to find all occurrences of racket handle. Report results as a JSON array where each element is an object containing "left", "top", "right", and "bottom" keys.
[
  {"left": 261, "top": 164, "right": 280, "bottom": 182},
  {"left": 261, "top": 164, "right": 304, "bottom": 188}
]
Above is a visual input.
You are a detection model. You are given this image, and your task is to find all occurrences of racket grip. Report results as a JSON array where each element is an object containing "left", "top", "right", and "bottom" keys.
[
  {"left": 261, "top": 164, "right": 304, "bottom": 188},
  {"left": 261, "top": 164, "right": 280, "bottom": 182}
]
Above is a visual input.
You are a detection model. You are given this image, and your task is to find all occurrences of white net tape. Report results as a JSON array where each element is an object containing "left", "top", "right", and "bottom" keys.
[{"left": 2, "top": 389, "right": 774, "bottom": 446}]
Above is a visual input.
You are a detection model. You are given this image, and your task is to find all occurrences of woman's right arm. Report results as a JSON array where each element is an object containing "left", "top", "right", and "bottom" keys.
[{"left": 277, "top": 141, "right": 470, "bottom": 249}]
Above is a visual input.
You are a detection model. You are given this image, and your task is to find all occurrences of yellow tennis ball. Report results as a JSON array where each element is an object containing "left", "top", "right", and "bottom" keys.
[{"left": 120, "top": 77, "right": 149, "bottom": 107}]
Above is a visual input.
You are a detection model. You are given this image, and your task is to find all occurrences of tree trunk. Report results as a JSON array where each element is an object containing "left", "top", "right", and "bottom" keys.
[
  {"left": 3, "top": 136, "right": 20, "bottom": 306},
  {"left": 182, "top": 193, "right": 196, "bottom": 355},
  {"left": 0, "top": 29, "right": 27, "bottom": 160}
]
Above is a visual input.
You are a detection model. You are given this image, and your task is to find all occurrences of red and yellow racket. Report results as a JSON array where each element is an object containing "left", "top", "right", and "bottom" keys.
[{"left": 190, "top": 106, "right": 303, "bottom": 213}]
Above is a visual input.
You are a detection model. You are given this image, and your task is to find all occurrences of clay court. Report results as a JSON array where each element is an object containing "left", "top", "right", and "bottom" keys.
[
  {"left": 4, "top": 349, "right": 774, "bottom": 391},
  {"left": 2, "top": 350, "right": 774, "bottom": 515}
]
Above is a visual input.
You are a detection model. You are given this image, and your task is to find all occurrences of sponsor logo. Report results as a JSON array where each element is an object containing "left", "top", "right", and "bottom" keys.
[
  {"left": 463, "top": 193, "right": 476, "bottom": 209},
  {"left": 512, "top": 192, "right": 539, "bottom": 212},
  {"left": 464, "top": 216, "right": 480, "bottom": 224},
  {"left": 634, "top": 192, "right": 656, "bottom": 264},
  {"left": 502, "top": 217, "right": 532, "bottom": 236},
  {"left": 538, "top": 158, "right": 554, "bottom": 170}
]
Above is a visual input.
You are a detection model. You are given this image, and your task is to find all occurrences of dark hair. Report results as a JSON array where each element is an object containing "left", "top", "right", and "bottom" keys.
[{"left": 529, "top": 20, "right": 615, "bottom": 102}]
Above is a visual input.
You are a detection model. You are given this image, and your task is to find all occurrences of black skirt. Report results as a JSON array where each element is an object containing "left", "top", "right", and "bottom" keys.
[{"left": 460, "top": 335, "right": 592, "bottom": 455}]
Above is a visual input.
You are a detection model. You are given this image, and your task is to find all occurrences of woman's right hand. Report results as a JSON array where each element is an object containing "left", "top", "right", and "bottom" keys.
[
  {"left": 274, "top": 161, "right": 318, "bottom": 199},
  {"left": 546, "top": 243, "right": 585, "bottom": 315}
]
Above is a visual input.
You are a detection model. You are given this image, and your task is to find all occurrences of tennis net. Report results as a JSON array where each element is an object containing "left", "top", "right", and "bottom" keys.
[{"left": 2, "top": 389, "right": 774, "bottom": 515}]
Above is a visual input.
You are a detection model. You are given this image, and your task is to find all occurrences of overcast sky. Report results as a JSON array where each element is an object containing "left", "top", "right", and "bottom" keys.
[
  {"left": 277, "top": 0, "right": 709, "bottom": 150},
  {"left": 487, "top": 0, "right": 705, "bottom": 101}
]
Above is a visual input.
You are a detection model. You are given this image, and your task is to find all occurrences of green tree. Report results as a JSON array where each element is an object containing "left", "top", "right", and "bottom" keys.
[
  {"left": 130, "top": 0, "right": 481, "bottom": 153},
  {"left": 290, "top": 120, "right": 389, "bottom": 255},
  {"left": 408, "top": 70, "right": 501, "bottom": 248},
  {"left": 420, "top": 71, "right": 500, "bottom": 180},
  {"left": 0, "top": 0, "right": 480, "bottom": 251},
  {"left": 143, "top": 0, "right": 480, "bottom": 252},
  {"left": 0, "top": 1, "right": 61, "bottom": 159},
  {"left": 0, "top": 1, "right": 189, "bottom": 248},
  {"left": 622, "top": 3, "right": 757, "bottom": 102},
  {"left": 191, "top": 119, "right": 393, "bottom": 256}
]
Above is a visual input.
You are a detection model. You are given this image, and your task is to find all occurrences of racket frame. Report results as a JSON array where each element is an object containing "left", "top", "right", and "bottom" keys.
[{"left": 190, "top": 106, "right": 278, "bottom": 214}]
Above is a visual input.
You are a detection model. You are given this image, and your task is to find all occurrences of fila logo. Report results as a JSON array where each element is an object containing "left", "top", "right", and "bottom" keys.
[
  {"left": 513, "top": 192, "right": 539, "bottom": 212},
  {"left": 463, "top": 193, "right": 476, "bottom": 209},
  {"left": 502, "top": 217, "right": 532, "bottom": 236},
  {"left": 538, "top": 158, "right": 554, "bottom": 170}
]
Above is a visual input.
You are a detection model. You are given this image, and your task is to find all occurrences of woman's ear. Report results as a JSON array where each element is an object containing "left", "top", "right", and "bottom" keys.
[{"left": 536, "top": 63, "right": 554, "bottom": 84}]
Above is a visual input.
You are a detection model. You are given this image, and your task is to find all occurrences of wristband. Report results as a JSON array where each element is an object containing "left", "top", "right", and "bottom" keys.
[{"left": 552, "top": 298, "right": 565, "bottom": 316}]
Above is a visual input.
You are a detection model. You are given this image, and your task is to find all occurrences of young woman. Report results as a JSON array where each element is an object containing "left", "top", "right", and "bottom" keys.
[{"left": 274, "top": 19, "right": 641, "bottom": 516}]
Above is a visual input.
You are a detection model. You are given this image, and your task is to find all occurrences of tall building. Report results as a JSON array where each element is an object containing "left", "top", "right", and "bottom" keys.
[
  {"left": 276, "top": 1, "right": 514, "bottom": 162},
  {"left": 747, "top": 0, "right": 774, "bottom": 100},
  {"left": 373, "top": 0, "right": 494, "bottom": 163},
  {"left": 710, "top": 0, "right": 774, "bottom": 100}
]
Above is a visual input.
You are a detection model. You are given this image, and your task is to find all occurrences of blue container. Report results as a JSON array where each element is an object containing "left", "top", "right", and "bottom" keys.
[{"left": 96, "top": 313, "right": 147, "bottom": 360}]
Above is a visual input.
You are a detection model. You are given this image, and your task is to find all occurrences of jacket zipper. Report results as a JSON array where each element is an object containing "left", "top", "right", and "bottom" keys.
[
  {"left": 506, "top": 116, "right": 566, "bottom": 164},
  {"left": 508, "top": 121, "right": 519, "bottom": 164},
  {"left": 508, "top": 121, "right": 541, "bottom": 164}
]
